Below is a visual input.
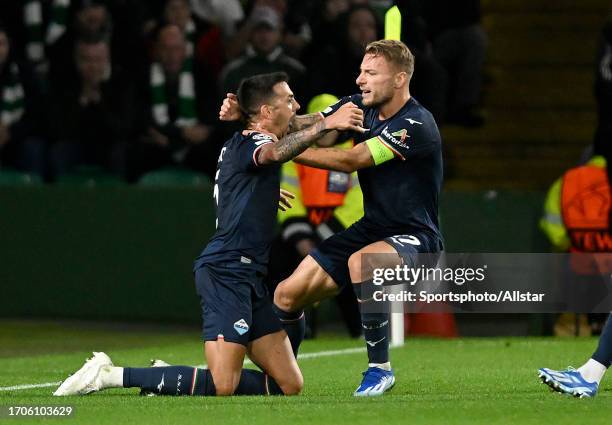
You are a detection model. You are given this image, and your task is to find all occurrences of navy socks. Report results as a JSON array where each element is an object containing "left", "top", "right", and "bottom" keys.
[
  {"left": 354, "top": 281, "right": 390, "bottom": 364},
  {"left": 273, "top": 304, "right": 305, "bottom": 357},
  {"left": 592, "top": 313, "right": 612, "bottom": 368},
  {"left": 123, "top": 366, "right": 213, "bottom": 396},
  {"left": 123, "top": 366, "right": 284, "bottom": 396}
]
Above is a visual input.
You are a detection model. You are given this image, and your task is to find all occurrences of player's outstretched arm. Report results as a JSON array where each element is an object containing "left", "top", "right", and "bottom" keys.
[
  {"left": 219, "top": 92, "right": 349, "bottom": 137},
  {"left": 294, "top": 143, "right": 374, "bottom": 173},
  {"left": 257, "top": 103, "right": 366, "bottom": 165},
  {"left": 287, "top": 113, "right": 325, "bottom": 133}
]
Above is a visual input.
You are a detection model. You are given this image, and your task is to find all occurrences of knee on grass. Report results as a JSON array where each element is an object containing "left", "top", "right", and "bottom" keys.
[{"left": 278, "top": 372, "right": 304, "bottom": 396}]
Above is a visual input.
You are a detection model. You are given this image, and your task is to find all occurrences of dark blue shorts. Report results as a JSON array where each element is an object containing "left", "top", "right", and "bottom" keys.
[
  {"left": 194, "top": 262, "right": 282, "bottom": 346},
  {"left": 310, "top": 219, "right": 443, "bottom": 288}
]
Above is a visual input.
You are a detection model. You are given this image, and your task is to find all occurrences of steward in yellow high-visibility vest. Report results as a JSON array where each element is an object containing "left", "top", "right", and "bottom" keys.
[
  {"left": 540, "top": 156, "right": 607, "bottom": 251},
  {"left": 540, "top": 155, "right": 610, "bottom": 336}
]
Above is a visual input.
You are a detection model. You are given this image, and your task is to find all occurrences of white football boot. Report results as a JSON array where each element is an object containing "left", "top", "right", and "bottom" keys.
[{"left": 54, "top": 352, "right": 114, "bottom": 396}]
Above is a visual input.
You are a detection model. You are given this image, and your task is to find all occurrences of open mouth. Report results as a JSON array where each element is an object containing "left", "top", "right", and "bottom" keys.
[{"left": 362, "top": 89, "right": 371, "bottom": 96}]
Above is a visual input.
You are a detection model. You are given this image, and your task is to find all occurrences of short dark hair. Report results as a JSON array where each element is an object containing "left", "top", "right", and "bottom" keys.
[{"left": 237, "top": 72, "right": 289, "bottom": 122}]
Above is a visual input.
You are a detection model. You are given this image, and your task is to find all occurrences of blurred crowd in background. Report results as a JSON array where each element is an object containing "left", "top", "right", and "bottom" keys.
[{"left": 0, "top": 0, "right": 488, "bottom": 183}]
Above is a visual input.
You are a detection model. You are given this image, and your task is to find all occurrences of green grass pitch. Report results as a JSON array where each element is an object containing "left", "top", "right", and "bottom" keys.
[{"left": 1, "top": 320, "right": 611, "bottom": 425}]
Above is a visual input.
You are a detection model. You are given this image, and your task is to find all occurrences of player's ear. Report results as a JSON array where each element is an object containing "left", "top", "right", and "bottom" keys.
[
  {"left": 394, "top": 71, "right": 407, "bottom": 89},
  {"left": 260, "top": 103, "right": 273, "bottom": 119}
]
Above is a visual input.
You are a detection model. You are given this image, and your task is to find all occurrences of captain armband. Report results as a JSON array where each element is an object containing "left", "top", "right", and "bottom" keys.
[{"left": 365, "top": 137, "right": 395, "bottom": 165}]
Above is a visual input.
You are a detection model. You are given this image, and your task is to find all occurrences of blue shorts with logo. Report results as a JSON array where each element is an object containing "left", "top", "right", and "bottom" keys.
[
  {"left": 310, "top": 219, "right": 443, "bottom": 288},
  {"left": 194, "top": 262, "right": 282, "bottom": 346}
]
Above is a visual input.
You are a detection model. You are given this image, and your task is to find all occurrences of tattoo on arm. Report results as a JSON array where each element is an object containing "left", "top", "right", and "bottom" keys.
[
  {"left": 274, "top": 120, "right": 327, "bottom": 162},
  {"left": 288, "top": 113, "right": 323, "bottom": 133}
]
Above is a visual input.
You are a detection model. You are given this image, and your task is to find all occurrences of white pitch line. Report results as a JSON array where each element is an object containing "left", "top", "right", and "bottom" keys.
[
  {"left": 0, "top": 382, "right": 61, "bottom": 392},
  {"left": 0, "top": 346, "right": 369, "bottom": 393}
]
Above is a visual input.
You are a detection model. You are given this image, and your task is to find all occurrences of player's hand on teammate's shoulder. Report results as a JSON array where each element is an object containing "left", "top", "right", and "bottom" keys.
[
  {"left": 278, "top": 188, "right": 295, "bottom": 211},
  {"left": 219, "top": 93, "right": 241, "bottom": 121},
  {"left": 324, "top": 102, "right": 368, "bottom": 133}
]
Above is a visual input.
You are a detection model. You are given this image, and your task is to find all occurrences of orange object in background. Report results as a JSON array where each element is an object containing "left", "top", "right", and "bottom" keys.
[{"left": 404, "top": 311, "right": 458, "bottom": 338}]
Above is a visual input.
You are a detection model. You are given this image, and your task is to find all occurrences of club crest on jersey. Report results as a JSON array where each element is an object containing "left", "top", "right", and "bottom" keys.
[
  {"left": 234, "top": 319, "right": 249, "bottom": 335},
  {"left": 381, "top": 126, "right": 409, "bottom": 148},
  {"left": 391, "top": 129, "right": 409, "bottom": 143}
]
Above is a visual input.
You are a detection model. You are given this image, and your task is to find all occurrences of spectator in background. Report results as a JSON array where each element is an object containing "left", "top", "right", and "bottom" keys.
[
  {"left": 47, "top": 0, "right": 113, "bottom": 86},
  {"left": 162, "top": 0, "right": 225, "bottom": 82},
  {"left": 306, "top": 0, "right": 350, "bottom": 63},
  {"left": 423, "top": 0, "right": 487, "bottom": 127},
  {"left": 225, "top": 0, "right": 312, "bottom": 62},
  {"left": 20, "top": 0, "right": 76, "bottom": 78},
  {"left": 127, "top": 24, "right": 217, "bottom": 182},
  {"left": 0, "top": 24, "right": 46, "bottom": 177},
  {"left": 189, "top": 0, "right": 244, "bottom": 40},
  {"left": 306, "top": 4, "right": 382, "bottom": 101},
  {"left": 47, "top": 36, "right": 134, "bottom": 178},
  {"left": 219, "top": 6, "right": 306, "bottom": 100}
]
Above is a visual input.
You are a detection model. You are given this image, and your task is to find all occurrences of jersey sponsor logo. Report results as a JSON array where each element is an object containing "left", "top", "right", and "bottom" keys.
[
  {"left": 381, "top": 126, "right": 409, "bottom": 149},
  {"left": 240, "top": 256, "right": 252, "bottom": 264},
  {"left": 234, "top": 319, "right": 249, "bottom": 335},
  {"left": 404, "top": 118, "right": 423, "bottom": 125}
]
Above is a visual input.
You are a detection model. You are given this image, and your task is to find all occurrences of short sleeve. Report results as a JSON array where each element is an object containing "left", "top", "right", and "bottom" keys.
[
  {"left": 370, "top": 115, "right": 439, "bottom": 162},
  {"left": 236, "top": 132, "right": 275, "bottom": 171},
  {"left": 319, "top": 94, "right": 363, "bottom": 118}
]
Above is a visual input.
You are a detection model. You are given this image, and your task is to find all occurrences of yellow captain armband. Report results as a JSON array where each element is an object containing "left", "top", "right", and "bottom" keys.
[{"left": 365, "top": 138, "right": 395, "bottom": 165}]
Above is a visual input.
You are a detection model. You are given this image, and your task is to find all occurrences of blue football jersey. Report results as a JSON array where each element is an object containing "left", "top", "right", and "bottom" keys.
[
  {"left": 194, "top": 131, "right": 281, "bottom": 271},
  {"left": 322, "top": 94, "right": 443, "bottom": 240}
]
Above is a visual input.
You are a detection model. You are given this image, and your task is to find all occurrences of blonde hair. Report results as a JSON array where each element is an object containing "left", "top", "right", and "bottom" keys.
[{"left": 365, "top": 39, "right": 414, "bottom": 78}]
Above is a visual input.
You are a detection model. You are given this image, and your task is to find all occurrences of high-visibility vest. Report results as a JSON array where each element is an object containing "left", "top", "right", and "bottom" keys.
[
  {"left": 560, "top": 163, "right": 612, "bottom": 252},
  {"left": 540, "top": 156, "right": 606, "bottom": 251}
]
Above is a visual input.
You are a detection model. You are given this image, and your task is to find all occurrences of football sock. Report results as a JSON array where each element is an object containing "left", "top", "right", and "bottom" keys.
[
  {"left": 123, "top": 367, "right": 284, "bottom": 396},
  {"left": 578, "top": 359, "right": 607, "bottom": 384},
  {"left": 103, "top": 366, "right": 124, "bottom": 388},
  {"left": 123, "top": 366, "right": 215, "bottom": 396},
  {"left": 273, "top": 304, "right": 305, "bottom": 357},
  {"left": 590, "top": 313, "right": 612, "bottom": 369},
  {"left": 234, "top": 369, "right": 284, "bottom": 395},
  {"left": 354, "top": 281, "right": 390, "bottom": 365}
]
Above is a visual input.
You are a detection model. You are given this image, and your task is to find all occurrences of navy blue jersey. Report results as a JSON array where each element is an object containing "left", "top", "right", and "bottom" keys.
[
  {"left": 194, "top": 131, "right": 280, "bottom": 271},
  {"left": 322, "top": 94, "right": 443, "bottom": 239}
]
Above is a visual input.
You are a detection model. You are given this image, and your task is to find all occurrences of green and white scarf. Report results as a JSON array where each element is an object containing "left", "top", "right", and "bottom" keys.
[
  {"left": 185, "top": 19, "right": 195, "bottom": 62},
  {"left": 0, "top": 64, "right": 25, "bottom": 126},
  {"left": 150, "top": 63, "right": 197, "bottom": 127},
  {"left": 24, "top": 0, "right": 71, "bottom": 63}
]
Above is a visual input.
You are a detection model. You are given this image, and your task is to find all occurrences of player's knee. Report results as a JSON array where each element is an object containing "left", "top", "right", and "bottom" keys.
[
  {"left": 214, "top": 379, "right": 238, "bottom": 396},
  {"left": 280, "top": 371, "right": 304, "bottom": 395},
  {"left": 274, "top": 281, "right": 299, "bottom": 312},
  {"left": 348, "top": 252, "right": 362, "bottom": 283},
  {"left": 210, "top": 370, "right": 239, "bottom": 396}
]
